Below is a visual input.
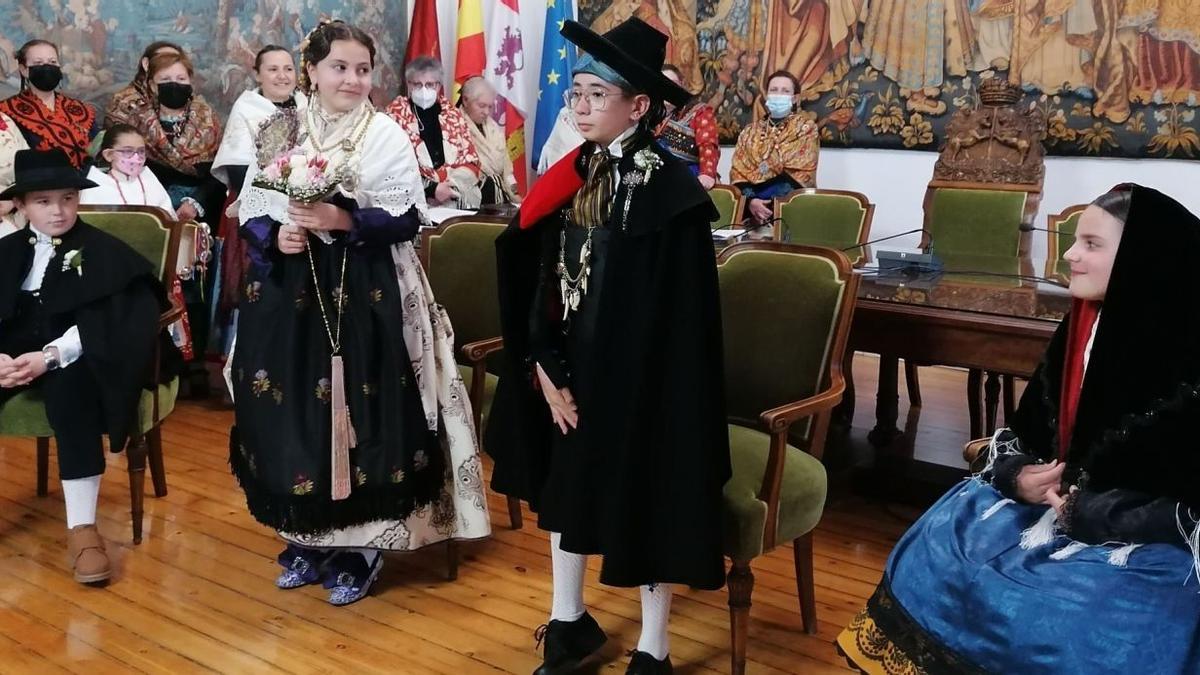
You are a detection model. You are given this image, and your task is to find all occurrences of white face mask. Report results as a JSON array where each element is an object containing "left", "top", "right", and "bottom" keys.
[{"left": 411, "top": 87, "right": 438, "bottom": 110}]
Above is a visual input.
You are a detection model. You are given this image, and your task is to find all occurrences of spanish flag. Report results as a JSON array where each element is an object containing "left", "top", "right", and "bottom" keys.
[{"left": 451, "top": 0, "right": 485, "bottom": 102}]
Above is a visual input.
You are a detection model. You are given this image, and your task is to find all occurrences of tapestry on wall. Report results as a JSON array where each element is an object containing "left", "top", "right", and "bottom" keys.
[
  {"left": 577, "top": 0, "right": 1200, "bottom": 160},
  {"left": 0, "top": 0, "right": 407, "bottom": 123}
]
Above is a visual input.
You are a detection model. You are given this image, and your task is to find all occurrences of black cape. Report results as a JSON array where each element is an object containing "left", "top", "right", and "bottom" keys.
[
  {"left": 0, "top": 219, "right": 171, "bottom": 452},
  {"left": 486, "top": 137, "right": 732, "bottom": 590},
  {"left": 994, "top": 185, "right": 1200, "bottom": 544}
]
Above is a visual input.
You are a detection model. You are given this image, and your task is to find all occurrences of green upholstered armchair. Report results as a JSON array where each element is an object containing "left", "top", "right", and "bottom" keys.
[
  {"left": 920, "top": 184, "right": 1034, "bottom": 257},
  {"left": 771, "top": 188, "right": 875, "bottom": 267},
  {"left": 1046, "top": 203, "right": 1085, "bottom": 284},
  {"left": 0, "top": 205, "right": 184, "bottom": 544},
  {"left": 419, "top": 215, "right": 524, "bottom": 530},
  {"left": 708, "top": 183, "right": 745, "bottom": 231},
  {"left": 717, "top": 242, "right": 860, "bottom": 675}
]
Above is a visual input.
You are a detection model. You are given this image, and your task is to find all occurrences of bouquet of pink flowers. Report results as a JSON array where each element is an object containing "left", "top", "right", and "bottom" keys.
[{"left": 252, "top": 148, "right": 345, "bottom": 203}]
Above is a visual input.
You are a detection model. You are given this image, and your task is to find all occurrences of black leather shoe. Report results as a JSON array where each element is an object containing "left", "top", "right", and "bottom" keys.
[
  {"left": 532, "top": 612, "right": 607, "bottom": 675},
  {"left": 626, "top": 650, "right": 673, "bottom": 674}
]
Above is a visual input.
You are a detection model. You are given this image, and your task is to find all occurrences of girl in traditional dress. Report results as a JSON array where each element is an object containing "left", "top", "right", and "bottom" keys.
[
  {"left": 0, "top": 40, "right": 99, "bottom": 170},
  {"left": 655, "top": 64, "right": 719, "bottom": 189},
  {"left": 81, "top": 124, "right": 193, "bottom": 366},
  {"left": 458, "top": 76, "right": 522, "bottom": 206},
  {"left": 487, "top": 18, "right": 728, "bottom": 674},
  {"left": 81, "top": 125, "right": 176, "bottom": 216},
  {"left": 230, "top": 20, "right": 490, "bottom": 607},
  {"left": 837, "top": 185, "right": 1200, "bottom": 673},
  {"left": 730, "top": 71, "right": 819, "bottom": 227}
]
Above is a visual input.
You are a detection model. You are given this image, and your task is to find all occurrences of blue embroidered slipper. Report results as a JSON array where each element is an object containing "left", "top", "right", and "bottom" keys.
[
  {"left": 324, "top": 551, "right": 385, "bottom": 606},
  {"left": 275, "top": 544, "right": 331, "bottom": 590}
]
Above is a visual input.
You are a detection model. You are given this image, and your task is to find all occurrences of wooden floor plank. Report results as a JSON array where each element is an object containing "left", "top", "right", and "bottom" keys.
[{"left": 0, "top": 356, "right": 984, "bottom": 673}]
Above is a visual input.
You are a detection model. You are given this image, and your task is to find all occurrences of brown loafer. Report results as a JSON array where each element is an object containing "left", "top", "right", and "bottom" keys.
[{"left": 67, "top": 524, "right": 111, "bottom": 584}]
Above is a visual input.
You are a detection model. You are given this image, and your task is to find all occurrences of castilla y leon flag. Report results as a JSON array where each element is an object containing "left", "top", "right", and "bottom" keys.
[
  {"left": 486, "top": 0, "right": 532, "bottom": 193},
  {"left": 452, "top": 0, "right": 485, "bottom": 102},
  {"left": 404, "top": 0, "right": 440, "bottom": 65}
]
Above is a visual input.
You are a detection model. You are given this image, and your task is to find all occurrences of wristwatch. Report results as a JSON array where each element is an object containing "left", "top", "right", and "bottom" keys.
[{"left": 42, "top": 346, "right": 60, "bottom": 371}]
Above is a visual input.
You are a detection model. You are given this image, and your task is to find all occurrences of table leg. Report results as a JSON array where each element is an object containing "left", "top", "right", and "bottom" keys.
[
  {"left": 967, "top": 369, "right": 983, "bottom": 440},
  {"left": 868, "top": 354, "right": 901, "bottom": 448}
]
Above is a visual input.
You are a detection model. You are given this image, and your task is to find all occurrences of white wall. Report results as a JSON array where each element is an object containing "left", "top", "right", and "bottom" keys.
[
  {"left": 718, "top": 148, "right": 1200, "bottom": 258},
  {"left": 412, "top": 1, "right": 1200, "bottom": 253}
]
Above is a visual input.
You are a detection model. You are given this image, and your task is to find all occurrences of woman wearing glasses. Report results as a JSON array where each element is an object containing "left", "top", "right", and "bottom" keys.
[{"left": 383, "top": 56, "right": 482, "bottom": 208}]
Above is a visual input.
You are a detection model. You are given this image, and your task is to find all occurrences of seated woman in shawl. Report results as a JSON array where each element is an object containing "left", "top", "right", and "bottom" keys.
[
  {"left": 655, "top": 64, "right": 719, "bottom": 190},
  {"left": 0, "top": 40, "right": 99, "bottom": 170},
  {"left": 230, "top": 20, "right": 490, "bottom": 607},
  {"left": 384, "top": 56, "right": 482, "bottom": 209},
  {"left": 213, "top": 45, "right": 307, "bottom": 195},
  {"left": 211, "top": 45, "right": 307, "bottom": 368},
  {"left": 729, "top": 71, "right": 819, "bottom": 227},
  {"left": 127, "top": 50, "right": 223, "bottom": 395},
  {"left": 458, "top": 76, "right": 521, "bottom": 206},
  {"left": 837, "top": 185, "right": 1200, "bottom": 674},
  {"left": 0, "top": 112, "right": 30, "bottom": 237},
  {"left": 104, "top": 41, "right": 183, "bottom": 130}
]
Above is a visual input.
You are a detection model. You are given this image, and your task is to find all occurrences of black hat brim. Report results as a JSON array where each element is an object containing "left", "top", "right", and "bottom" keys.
[
  {"left": 0, "top": 174, "right": 98, "bottom": 200},
  {"left": 561, "top": 20, "right": 692, "bottom": 108}
]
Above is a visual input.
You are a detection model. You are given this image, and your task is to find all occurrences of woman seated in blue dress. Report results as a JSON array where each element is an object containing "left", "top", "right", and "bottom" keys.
[{"left": 838, "top": 184, "right": 1200, "bottom": 674}]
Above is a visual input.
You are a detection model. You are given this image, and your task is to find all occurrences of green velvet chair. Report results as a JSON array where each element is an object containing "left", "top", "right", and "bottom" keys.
[
  {"left": 709, "top": 183, "right": 745, "bottom": 230},
  {"left": 420, "top": 215, "right": 522, "bottom": 529},
  {"left": 0, "top": 205, "right": 184, "bottom": 544},
  {"left": 772, "top": 188, "right": 874, "bottom": 266},
  {"left": 1045, "top": 203, "right": 1085, "bottom": 284},
  {"left": 717, "top": 242, "right": 860, "bottom": 675}
]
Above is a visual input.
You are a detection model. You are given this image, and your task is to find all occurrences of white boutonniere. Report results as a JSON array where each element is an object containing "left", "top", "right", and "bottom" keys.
[
  {"left": 632, "top": 147, "right": 664, "bottom": 185},
  {"left": 61, "top": 248, "right": 84, "bottom": 276}
]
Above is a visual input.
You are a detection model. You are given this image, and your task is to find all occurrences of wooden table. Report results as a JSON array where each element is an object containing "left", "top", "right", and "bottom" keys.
[{"left": 844, "top": 255, "right": 1072, "bottom": 451}]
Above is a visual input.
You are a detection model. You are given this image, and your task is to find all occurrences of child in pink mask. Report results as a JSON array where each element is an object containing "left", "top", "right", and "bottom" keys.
[{"left": 81, "top": 124, "right": 176, "bottom": 217}]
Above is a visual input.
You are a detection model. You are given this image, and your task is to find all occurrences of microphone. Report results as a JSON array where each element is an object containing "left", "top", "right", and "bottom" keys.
[
  {"left": 839, "top": 228, "right": 929, "bottom": 252},
  {"left": 1018, "top": 223, "right": 1069, "bottom": 235}
]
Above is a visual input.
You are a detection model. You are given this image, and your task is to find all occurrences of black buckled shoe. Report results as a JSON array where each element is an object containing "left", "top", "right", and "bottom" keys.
[
  {"left": 532, "top": 612, "right": 607, "bottom": 675},
  {"left": 625, "top": 650, "right": 673, "bottom": 674}
]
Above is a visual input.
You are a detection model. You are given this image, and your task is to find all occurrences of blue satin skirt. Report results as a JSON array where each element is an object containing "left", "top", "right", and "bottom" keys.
[{"left": 845, "top": 480, "right": 1200, "bottom": 673}]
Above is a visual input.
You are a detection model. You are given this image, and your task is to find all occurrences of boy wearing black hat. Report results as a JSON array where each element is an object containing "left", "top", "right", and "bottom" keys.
[
  {"left": 486, "top": 18, "right": 730, "bottom": 675},
  {"left": 0, "top": 148, "right": 170, "bottom": 585}
]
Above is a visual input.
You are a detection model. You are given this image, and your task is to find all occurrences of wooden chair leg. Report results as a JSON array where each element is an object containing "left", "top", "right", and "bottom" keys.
[
  {"left": 127, "top": 436, "right": 148, "bottom": 545},
  {"left": 984, "top": 372, "right": 1002, "bottom": 435},
  {"left": 36, "top": 437, "right": 50, "bottom": 497},
  {"left": 793, "top": 533, "right": 818, "bottom": 635},
  {"left": 904, "top": 361, "right": 922, "bottom": 408},
  {"left": 147, "top": 426, "right": 168, "bottom": 498},
  {"left": 966, "top": 369, "right": 984, "bottom": 439},
  {"left": 445, "top": 539, "right": 459, "bottom": 581},
  {"left": 506, "top": 496, "right": 524, "bottom": 530},
  {"left": 727, "top": 560, "right": 754, "bottom": 675},
  {"left": 1002, "top": 375, "right": 1017, "bottom": 425}
]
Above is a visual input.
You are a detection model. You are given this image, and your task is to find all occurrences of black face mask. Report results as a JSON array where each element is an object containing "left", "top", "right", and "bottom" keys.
[
  {"left": 156, "top": 82, "right": 193, "bottom": 110},
  {"left": 26, "top": 64, "right": 62, "bottom": 91}
]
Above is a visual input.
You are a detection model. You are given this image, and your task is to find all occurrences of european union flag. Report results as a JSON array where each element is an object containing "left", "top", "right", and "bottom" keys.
[{"left": 532, "top": 0, "right": 576, "bottom": 168}]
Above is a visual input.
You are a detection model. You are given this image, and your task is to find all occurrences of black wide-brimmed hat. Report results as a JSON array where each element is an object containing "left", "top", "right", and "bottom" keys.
[
  {"left": 561, "top": 18, "right": 691, "bottom": 107},
  {"left": 0, "top": 148, "right": 96, "bottom": 199}
]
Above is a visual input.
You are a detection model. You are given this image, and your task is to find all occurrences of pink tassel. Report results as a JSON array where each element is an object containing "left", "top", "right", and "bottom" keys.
[{"left": 330, "top": 355, "right": 356, "bottom": 500}]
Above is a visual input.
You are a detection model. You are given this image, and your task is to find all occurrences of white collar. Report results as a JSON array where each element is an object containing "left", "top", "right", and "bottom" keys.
[
  {"left": 29, "top": 225, "right": 55, "bottom": 244},
  {"left": 595, "top": 126, "right": 639, "bottom": 159}
]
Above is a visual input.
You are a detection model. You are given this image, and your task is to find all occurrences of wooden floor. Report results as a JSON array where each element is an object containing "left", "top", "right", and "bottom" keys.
[{"left": 0, "top": 355, "right": 976, "bottom": 674}]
